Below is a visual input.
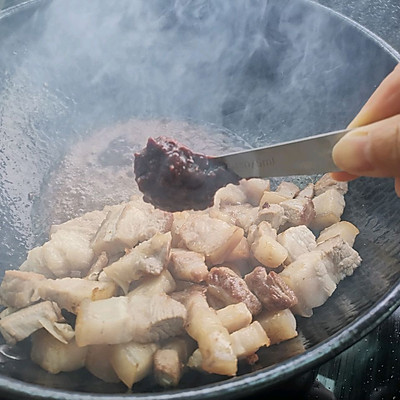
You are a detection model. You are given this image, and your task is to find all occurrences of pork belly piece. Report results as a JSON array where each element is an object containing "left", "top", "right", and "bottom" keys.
[
  {"left": 311, "top": 188, "right": 345, "bottom": 231},
  {"left": 314, "top": 173, "right": 348, "bottom": 196},
  {"left": 255, "top": 203, "right": 287, "bottom": 231},
  {"left": 31, "top": 329, "right": 87, "bottom": 374},
  {"left": 280, "top": 197, "right": 315, "bottom": 228},
  {"left": 317, "top": 236, "right": 362, "bottom": 283},
  {"left": 0, "top": 301, "right": 63, "bottom": 345},
  {"left": 85, "top": 345, "right": 120, "bottom": 383},
  {"left": 103, "top": 232, "right": 172, "bottom": 294},
  {"left": 153, "top": 336, "right": 196, "bottom": 387},
  {"left": 256, "top": 309, "right": 298, "bottom": 345},
  {"left": 245, "top": 268, "right": 297, "bottom": 311},
  {"left": 168, "top": 248, "right": 208, "bottom": 283},
  {"left": 20, "top": 228, "right": 96, "bottom": 279},
  {"left": 36, "top": 277, "right": 117, "bottom": 313},
  {"left": 276, "top": 181, "right": 300, "bottom": 199},
  {"left": 247, "top": 222, "right": 288, "bottom": 268},
  {"left": 279, "top": 251, "right": 337, "bottom": 317},
  {"left": 184, "top": 291, "right": 237, "bottom": 376},
  {"left": 174, "top": 214, "right": 244, "bottom": 265},
  {"left": 317, "top": 221, "right": 360, "bottom": 247},
  {"left": 0, "top": 270, "right": 45, "bottom": 309},
  {"left": 216, "top": 302, "right": 252, "bottom": 333},
  {"left": 209, "top": 204, "right": 259, "bottom": 233},
  {"left": 259, "top": 190, "right": 291, "bottom": 206},
  {"left": 85, "top": 251, "right": 108, "bottom": 281},
  {"left": 238, "top": 178, "right": 270, "bottom": 206},
  {"left": 75, "top": 293, "right": 187, "bottom": 346},
  {"left": 128, "top": 269, "right": 176, "bottom": 297},
  {"left": 223, "top": 237, "right": 252, "bottom": 275},
  {"left": 213, "top": 183, "right": 247, "bottom": 206},
  {"left": 277, "top": 225, "right": 317, "bottom": 264},
  {"left": 110, "top": 341, "right": 158, "bottom": 388},
  {"left": 296, "top": 183, "right": 314, "bottom": 200},
  {"left": 91, "top": 197, "right": 173, "bottom": 256},
  {"left": 206, "top": 267, "right": 262, "bottom": 315}
]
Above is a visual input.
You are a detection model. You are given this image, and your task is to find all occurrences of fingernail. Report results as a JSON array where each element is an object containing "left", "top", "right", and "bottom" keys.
[{"left": 332, "top": 130, "right": 374, "bottom": 173}]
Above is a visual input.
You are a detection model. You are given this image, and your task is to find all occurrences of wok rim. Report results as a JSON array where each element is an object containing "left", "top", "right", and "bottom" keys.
[{"left": 0, "top": 0, "right": 399, "bottom": 398}]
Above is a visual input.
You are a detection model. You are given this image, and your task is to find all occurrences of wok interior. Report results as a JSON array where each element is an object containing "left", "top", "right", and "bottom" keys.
[{"left": 0, "top": 0, "right": 399, "bottom": 394}]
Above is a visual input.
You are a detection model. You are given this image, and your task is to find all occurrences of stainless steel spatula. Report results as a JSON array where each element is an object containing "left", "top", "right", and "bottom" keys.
[{"left": 216, "top": 129, "right": 349, "bottom": 178}]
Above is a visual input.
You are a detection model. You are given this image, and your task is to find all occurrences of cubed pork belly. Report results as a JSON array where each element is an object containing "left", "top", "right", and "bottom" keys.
[
  {"left": 279, "top": 251, "right": 337, "bottom": 317},
  {"left": 238, "top": 178, "right": 271, "bottom": 206},
  {"left": 276, "top": 181, "right": 300, "bottom": 199},
  {"left": 173, "top": 214, "right": 244, "bottom": 265},
  {"left": 85, "top": 345, "right": 120, "bottom": 383},
  {"left": 296, "top": 183, "right": 314, "bottom": 200},
  {"left": 213, "top": 183, "right": 247, "bottom": 207},
  {"left": 0, "top": 301, "right": 63, "bottom": 345},
  {"left": 223, "top": 237, "right": 252, "bottom": 275},
  {"left": 31, "top": 329, "right": 87, "bottom": 374},
  {"left": 255, "top": 203, "right": 287, "bottom": 231},
  {"left": 277, "top": 225, "right": 317, "bottom": 265},
  {"left": 244, "top": 268, "right": 297, "bottom": 311},
  {"left": 168, "top": 248, "right": 208, "bottom": 283},
  {"left": 317, "top": 221, "right": 360, "bottom": 247},
  {"left": 311, "top": 188, "right": 345, "bottom": 231},
  {"left": 36, "top": 277, "right": 117, "bottom": 313},
  {"left": 206, "top": 267, "right": 262, "bottom": 315},
  {"left": 91, "top": 197, "right": 173, "bottom": 257},
  {"left": 247, "top": 222, "right": 288, "bottom": 268},
  {"left": 103, "top": 232, "right": 172, "bottom": 294},
  {"left": 317, "top": 236, "right": 362, "bottom": 283},
  {"left": 0, "top": 270, "right": 45, "bottom": 309},
  {"left": 216, "top": 302, "right": 252, "bottom": 333},
  {"left": 75, "top": 293, "right": 187, "bottom": 346},
  {"left": 280, "top": 197, "right": 315, "bottom": 228},
  {"left": 256, "top": 309, "right": 298, "bottom": 345},
  {"left": 314, "top": 173, "right": 348, "bottom": 196},
  {"left": 128, "top": 270, "right": 176, "bottom": 297},
  {"left": 85, "top": 251, "right": 108, "bottom": 281},
  {"left": 209, "top": 204, "right": 259, "bottom": 233}
]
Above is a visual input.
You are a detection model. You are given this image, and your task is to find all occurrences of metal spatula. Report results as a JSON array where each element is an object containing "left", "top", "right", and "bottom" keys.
[{"left": 216, "top": 129, "right": 349, "bottom": 178}]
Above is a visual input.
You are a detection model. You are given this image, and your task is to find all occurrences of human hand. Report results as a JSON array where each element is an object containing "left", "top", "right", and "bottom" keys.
[{"left": 331, "top": 63, "right": 400, "bottom": 196}]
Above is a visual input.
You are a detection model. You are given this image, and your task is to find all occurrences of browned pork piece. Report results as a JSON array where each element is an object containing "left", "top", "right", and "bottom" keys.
[
  {"left": 75, "top": 293, "right": 187, "bottom": 346},
  {"left": 216, "top": 302, "right": 252, "bottom": 333},
  {"left": 317, "top": 236, "right": 362, "bottom": 283},
  {"left": 280, "top": 197, "right": 316, "bottom": 228},
  {"left": 172, "top": 213, "right": 244, "bottom": 265},
  {"left": 279, "top": 251, "right": 337, "bottom": 317},
  {"left": 103, "top": 232, "right": 172, "bottom": 294},
  {"left": 168, "top": 248, "right": 208, "bottom": 283},
  {"left": 277, "top": 225, "right": 317, "bottom": 265},
  {"left": 314, "top": 173, "right": 348, "bottom": 196},
  {"left": 153, "top": 336, "right": 196, "bottom": 387},
  {"left": 255, "top": 203, "right": 287, "bottom": 231},
  {"left": 247, "top": 222, "right": 288, "bottom": 268},
  {"left": 256, "top": 308, "right": 298, "bottom": 345},
  {"left": 85, "top": 345, "right": 120, "bottom": 383},
  {"left": 31, "top": 329, "right": 87, "bottom": 374},
  {"left": 317, "top": 221, "right": 360, "bottom": 246},
  {"left": 91, "top": 197, "right": 173, "bottom": 257},
  {"left": 184, "top": 290, "right": 237, "bottom": 376},
  {"left": 0, "top": 301, "right": 63, "bottom": 345},
  {"left": 110, "top": 341, "right": 158, "bottom": 388},
  {"left": 206, "top": 266, "right": 262, "bottom": 315},
  {"left": 311, "top": 188, "right": 346, "bottom": 231},
  {"left": 244, "top": 268, "right": 298, "bottom": 311},
  {"left": 0, "top": 270, "right": 45, "bottom": 309}
]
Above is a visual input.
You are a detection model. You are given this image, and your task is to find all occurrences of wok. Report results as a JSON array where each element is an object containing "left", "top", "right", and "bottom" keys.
[{"left": 0, "top": 0, "right": 399, "bottom": 399}]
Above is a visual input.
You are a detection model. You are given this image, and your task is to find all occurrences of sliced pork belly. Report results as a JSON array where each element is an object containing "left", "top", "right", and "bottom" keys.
[
  {"left": 280, "top": 197, "right": 315, "bottom": 228},
  {"left": 75, "top": 293, "right": 187, "bottom": 346},
  {"left": 206, "top": 266, "right": 262, "bottom": 315},
  {"left": 0, "top": 270, "right": 45, "bottom": 309},
  {"left": 168, "top": 248, "right": 208, "bottom": 283},
  {"left": 314, "top": 173, "right": 348, "bottom": 196},
  {"left": 103, "top": 232, "right": 171, "bottom": 294},
  {"left": 0, "top": 301, "right": 63, "bottom": 345},
  {"left": 256, "top": 203, "right": 287, "bottom": 231},
  {"left": 244, "top": 268, "right": 297, "bottom": 311},
  {"left": 311, "top": 188, "right": 345, "bottom": 231},
  {"left": 279, "top": 251, "right": 337, "bottom": 317},
  {"left": 277, "top": 225, "right": 317, "bottom": 264},
  {"left": 317, "top": 221, "right": 360, "bottom": 247},
  {"left": 174, "top": 214, "right": 244, "bottom": 265},
  {"left": 91, "top": 197, "right": 173, "bottom": 257},
  {"left": 317, "top": 236, "right": 362, "bottom": 283}
]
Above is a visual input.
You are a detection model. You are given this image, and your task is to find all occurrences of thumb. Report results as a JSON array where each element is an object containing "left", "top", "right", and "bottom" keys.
[{"left": 332, "top": 114, "right": 400, "bottom": 178}]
